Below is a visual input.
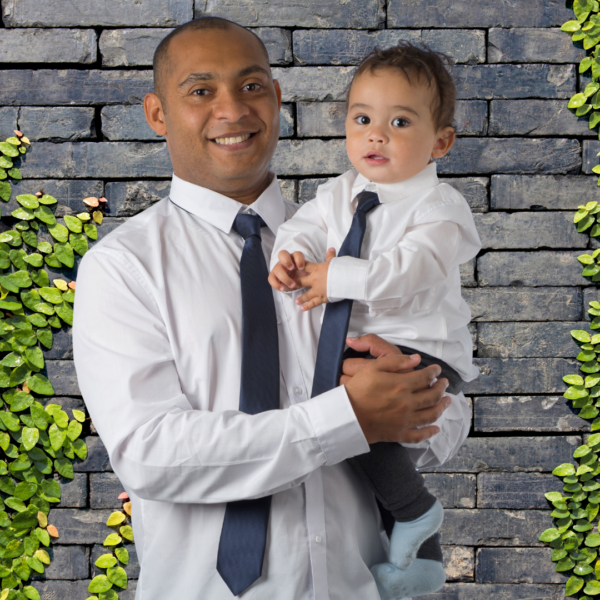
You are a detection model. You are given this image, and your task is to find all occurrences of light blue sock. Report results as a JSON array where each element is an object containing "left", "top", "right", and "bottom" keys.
[
  {"left": 371, "top": 559, "right": 446, "bottom": 600},
  {"left": 388, "top": 500, "right": 444, "bottom": 570}
]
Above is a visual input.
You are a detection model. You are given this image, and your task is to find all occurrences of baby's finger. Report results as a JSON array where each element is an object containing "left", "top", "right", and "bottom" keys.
[
  {"left": 292, "top": 251, "right": 306, "bottom": 271},
  {"left": 268, "top": 271, "right": 292, "bottom": 292},
  {"left": 325, "top": 247, "right": 337, "bottom": 263},
  {"left": 272, "top": 264, "right": 297, "bottom": 289},
  {"left": 295, "top": 288, "right": 315, "bottom": 306},
  {"left": 278, "top": 250, "right": 294, "bottom": 270},
  {"left": 301, "top": 297, "right": 325, "bottom": 311}
]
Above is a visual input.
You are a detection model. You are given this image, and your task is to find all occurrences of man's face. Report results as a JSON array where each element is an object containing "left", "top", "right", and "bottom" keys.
[{"left": 145, "top": 27, "right": 281, "bottom": 198}]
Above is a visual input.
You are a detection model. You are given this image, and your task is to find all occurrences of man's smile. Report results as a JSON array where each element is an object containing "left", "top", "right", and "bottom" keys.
[{"left": 210, "top": 131, "right": 258, "bottom": 149}]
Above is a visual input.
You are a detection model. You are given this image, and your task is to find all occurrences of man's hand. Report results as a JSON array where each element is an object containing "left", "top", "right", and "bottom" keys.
[
  {"left": 340, "top": 334, "right": 451, "bottom": 445},
  {"left": 295, "top": 248, "right": 337, "bottom": 311},
  {"left": 268, "top": 250, "right": 307, "bottom": 292}
]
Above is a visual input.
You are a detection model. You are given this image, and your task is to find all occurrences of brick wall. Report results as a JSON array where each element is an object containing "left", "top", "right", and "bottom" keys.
[{"left": 0, "top": 0, "right": 591, "bottom": 597}]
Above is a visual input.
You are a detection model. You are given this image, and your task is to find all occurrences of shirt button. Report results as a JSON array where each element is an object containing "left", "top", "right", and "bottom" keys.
[
  {"left": 293, "top": 386, "right": 303, "bottom": 396},
  {"left": 315, "top": 536, "right": 322, "bottom": 543},
  {"left": 276, "top": 317, "right": 282, "bottom": 325}
]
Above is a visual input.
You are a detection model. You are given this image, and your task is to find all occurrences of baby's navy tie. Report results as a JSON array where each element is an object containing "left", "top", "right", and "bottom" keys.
[
  {"left": 311, "top": 191, "right": 381, "bottom": 398},
  {"left": 217, "top": 213, "right": 279, "bottom": 596}
]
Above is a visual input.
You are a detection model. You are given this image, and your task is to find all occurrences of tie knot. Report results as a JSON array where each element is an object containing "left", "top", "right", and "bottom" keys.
[
  {"left": 355, "top": 191, "right": 380, "bottom": 214},
  {"left": 233, "top": 213, "right": 266, "bottom": 240}
]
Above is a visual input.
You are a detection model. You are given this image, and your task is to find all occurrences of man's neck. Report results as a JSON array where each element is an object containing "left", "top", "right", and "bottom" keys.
[{"left": 173, "top": 171, "right": 274, "bottom": 206}]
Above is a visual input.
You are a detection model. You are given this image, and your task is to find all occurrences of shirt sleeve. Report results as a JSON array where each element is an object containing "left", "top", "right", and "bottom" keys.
[
  {"left": 73, "top": 250, "right": 369, "bottom": 506},
  {"left": 401, "top": 391, "right": 471, "bottom": 470}
]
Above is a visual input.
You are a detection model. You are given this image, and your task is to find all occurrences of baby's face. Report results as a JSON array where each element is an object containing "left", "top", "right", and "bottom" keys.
[{"left": 345, "top": 68, "right": 455, "bottom": 184}]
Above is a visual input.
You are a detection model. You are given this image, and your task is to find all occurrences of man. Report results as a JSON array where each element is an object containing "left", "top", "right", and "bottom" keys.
[{"left": 73, "top": 17, "right": 468, "bottom": 600}]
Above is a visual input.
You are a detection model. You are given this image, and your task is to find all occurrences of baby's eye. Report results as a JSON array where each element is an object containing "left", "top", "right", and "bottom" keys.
[
  {"left": 356, "top": 116, "right": 370, "bottom": 125},
  {"left": 392, "top": 117, "right": 409, "bottom": 127}
]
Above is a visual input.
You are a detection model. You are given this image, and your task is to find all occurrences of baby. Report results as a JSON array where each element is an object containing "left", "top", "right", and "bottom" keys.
[{"left": 268, "top": 42, "right": 480, "bottom": 599}]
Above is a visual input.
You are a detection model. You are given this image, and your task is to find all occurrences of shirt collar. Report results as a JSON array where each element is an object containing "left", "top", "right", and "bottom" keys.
[
  {"left": 168, "top": 173, "right": 286, "bottom": 235},
  {"left": 351, "top": 161, "right": 439, "bottom": 204}
]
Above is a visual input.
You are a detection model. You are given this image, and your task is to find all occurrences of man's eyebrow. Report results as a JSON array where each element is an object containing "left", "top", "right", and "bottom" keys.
[
  {"left": 178, "top": 72, "right": 215, "bottom": 88},
  {"left": 237, "top": 65, "right": 270, "bottom": 78}
]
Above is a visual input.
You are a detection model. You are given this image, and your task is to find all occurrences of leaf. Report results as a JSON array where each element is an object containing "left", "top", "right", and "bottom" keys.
[
  {"left": 95, "top": 553, "right": 117, "bottom": 569},
  {"left": 103, "top": 533, "right": 122, "bottom": 547},
  {"left": 565, "top": 374, "right": 585, "bottom": 385},
  {"left": 35, "top": 328, "right": 52, "bottom": 350},
  {"left": 56, "top": 301, "right": 73, "bottom": 326},
  {"left": 63, "top": 215, "right": 82, "bottom": 233},
  {"left": 73, "top": 438, "right": 87, "bottom": 460},
  {"left": 37, "top": 194, "right": 56, "bottom": 206},
  {"left": 586, "top": 532, "right": 600, "bottom": 547},
  {"left": 52, "top": 279, "right": 68, "bottom": 291},
  {"left": 46, "top": 524, "right": 58, "bottom": 538},
  {"left": 0, "top": 182, "right": 10, "bottom": 202},
  {"left": 114, "top": 547, "right": 129, "bottom": 565},
  {"left": 5, "top": 496, "right": 26, "bottom": 512},
  {"left": 66, "top": 420, "right": 82, "bottom": 442},
  {"left": 106, "top": 566, "right": 127, "bottom": 589},
  {"left": 563, "top": 19, "right": 583, "bottom": 32},
  {"left": 47, "top": 222, "right": 68, "bottom": 243},
  {"left": 24, "top": 347, "right": 43, "bottom": 370},
  {"left": 84, "top": 222, "right": 97, "bottom": 239},
  {"left": 34, "top": 527, "right": 49, "bottom": 547},
  {"left": 123, "top": 501, "right": 131, "bottom": 516},
  {"left": 570, "top": 93, "right": 588, "bottom": 108},
  {"left": 585, "top": 580, "right": 600, "bottom": 595},
  {"left": 106, "top": 511, "right": 126, "bottom": 527},
  {"left": 69, "top": 233, "right": 88, "bottom": 257},
  {"left": 48, "top": 424, "right": 66, "bottom": 451},
  {"left": 0, "top": 411, "right": 20, "bottom": 432},
  {"left": 575, "top": 445, "right": 593, "bottom": 458},
  {"left": 54, "top": 457, "right": 73, "bottom": 479},
  {"left": 53, "top": 242, "right": 74, "bottom": 268},
  {"left": 553, "top": 463, "right": 576, "bottom": 477},
  {"left": 72, "top": 409, "right": 85, "bottom": 423},
  {"left": 0, "top": 142, "right": 18, "bottom": 158},
  {"left": 23, "top": 253, "right": 42, "bottom": 268},
  {"left": 93, "top": 211, "right": 103, "bottom": 225},
  {"left": 40, "top": 478, "right": 60, "bottom": 500},
  {"left": 88, "top": 575, "right": 113, "bottom": 594},
  {"left": 30, "top": 269, "right": 48, "bottom": 288},
  {"left": 3, "top": 540, "right": 23, "bottom": 559},
  {"left": 53, "top": 408, "right": 68, "bottom": 428},
  {"left": 25, "top": 374, "right": 54, "bottom": 396},
  {"left": 119, "top": 525, "right": 133, "bottom": 541},
  {"left": 38, "top": 287, "right": 62, "bottom": 305},
  {"left": 23, "top": 586, "right": 41, "bottom": 600},
  {"left": 33, "top": 549, "right": 49, "bottom": 566},
  {"left": 21, "top": 427, "right": 39, "bottom": 452}
]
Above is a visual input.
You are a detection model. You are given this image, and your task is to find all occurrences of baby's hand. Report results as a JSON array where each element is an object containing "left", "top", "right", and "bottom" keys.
[
  {"left": 268, "top": 250, "right": 307, "bottom": 292},
  {"left": 295, "top": 248, "right": 337, "bottom": 311}
]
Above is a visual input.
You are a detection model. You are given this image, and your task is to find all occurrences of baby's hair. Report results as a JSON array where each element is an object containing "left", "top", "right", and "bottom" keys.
[{"left": 347, "top": 41, "right": 456, "bottom": 130}]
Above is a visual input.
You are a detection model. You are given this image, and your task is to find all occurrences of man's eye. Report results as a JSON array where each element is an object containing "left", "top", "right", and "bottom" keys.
[
  {"left": 192, "top": 89, "right": 209, "bottom": 96},
  {"left": 356, "top": 116, "right": 370, "bottom": 125},
  {"left": 392, "top": 117, "right": 409, "bottom": 127},
  {"left": 244, "top": 83, "right": 261, "bottom": 92}
]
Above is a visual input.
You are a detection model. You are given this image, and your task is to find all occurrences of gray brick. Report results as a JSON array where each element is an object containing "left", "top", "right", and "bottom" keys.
[
  {"left": 444, "top": 546, "right": 474, "bottom": 583},
  {"left": 91, "top": 543, "right": 139, "bottom": 578},
  {"left": 47, "top": 509, "right": 113, "bottom": 545},
  {"left": 489, "top": 100, "right": 592, "bottom": 137},
  {"left": 584, "top": 288, "right": 600, "bottom": 320},
  {"left": 438, "top": 138, "right": 581, "bottom": 175},
  {"left": 478, "top": 322, "right": 585, "bottom": 358},
  {"left": 460, "top": 259, "right": 476, "bottom": 288},
  {"left": 104, "top": 180, "right": 169, "bottom": 216},
  {"left": 279, "top": 178, "right": 296, "bottom": 203},
  {"left": 419, "top": 583, "right": 564, "bottom": 600},
  {"left": 32, "top": 545, "right": 89, "bottom": 580},
  {"left": 477, "top": 252, "right": 586, "bottom": 287},
  {"left": 474, "top": 212, "right": 586, "bottom": 250},
  {"left": 3, "top": 0, "right": 192, "bottom": 27},
  {"left": 454, "top": 64, "right": 575, "bottom": 99},
  {"left": 5, "top": 179, "right": 103, "bottom": 212},
  {"left": 476, "top": 548, "right": 565, "bottom": 584},
  {"left": 297, "top": 100, "right": 487, "bottom": 137},
  {"left": 30, "top": 580, "right": 91, "bottom": 600},
  {"left": 466, "top": 358, "right": 579, "bottom": 394},
  {"left": 477, "top": 473, "right": 561, "bottom": 509},
  {"left": 298, "top": 178, "right": 329, "bottom": 204},
  {"left": 100, "top": 27, "right": 291, "bottom": 67},
  {"left": 442, "top": 509, "right": 552, "bottom": 547},
  {"left": 0, "top": 70, "right": 152, "bottom": 106},
  {"left": 198, "top": 0, "right": 385, "bottom": 28},
  {"left": 488, "top": 27, "right": 585, "bottom": 63},
  {"left": 491, "top": 175, "right": 600, "bottom": 210},
  {"left": 0, "top": 28, "right": 96, "bottom": 64},
  {"left": 19, "top": 142, "right": 171, "bottom": 179},
  {"left": 441, "top": 177, "right": 489, "bottom": 212},
  {"left": 58, "top": 473, "right": 88, "bottom": 508},
  {"left": 89, "top": 473, "right": 125, "bottom": 509},
  {"left": 0, "top": 107, "right": 18, "bottom": 140},
  {"left": 74, "top": 437, "right": 112, "bottom": 473},
  {"left": 101, "top": 105, "right": 164, "bottom": 141},
  {"left": 583, "top": 140, "right": 600, "bottom": 174},
  {"left": 421, "top": 435, "right": 581, "bottom": 473},
  {"left": 474, "top": 396, "right": 589, "bottom": 433},
  {"left": 462, "top": 288, "right": 581, "bottom": 321},
  {"left": 292, "top": 29, "right": 485, "bottom": 66},
  {"left": 388, "top": 0, "right": 573, "bottom": 27},
  {"left": 273, "top": 67, "right": 354, "bottom": 102},
  {"left": 19, "top": 107, "right": 95, "bottom": 142},
  {"left": 280, "top": 103, "right": 294, "bottom": 138},
  {"left": 271, "top": 139, "right": 350, "bottom": 176},
  {"left": 422, "top": 474, "right": 476, "bottom": 509},
  {"left": 43, "top": 329, "right": 73, "bottom": 360},
  {"left": 469, "top": 323, "right": 478, "bottom": 353},
  {"left": 46, "top": 360, "right": 79, "bottom": 396}
]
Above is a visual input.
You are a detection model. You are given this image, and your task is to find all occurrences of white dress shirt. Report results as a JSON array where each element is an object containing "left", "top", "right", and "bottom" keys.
[
  {"left": 72, "top": 172, "right": 470, "bottom": 600},
  {"left": 272, "top": 162, "right": 482, "bottom": 382}
]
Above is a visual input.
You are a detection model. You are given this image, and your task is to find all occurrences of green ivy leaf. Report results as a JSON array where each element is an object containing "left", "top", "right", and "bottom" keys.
[
  {"left": 13, "top": 481, "right": 37, "bottom": 502},
  {"left": 103, "top": 534, "right": 122, "bottom": 547},
  {"left": 54, "top": 457, "right": 73, "bottom": 479},
  {"left": 88, "top": 575, "right": 113, "bottom": 594},
  {"left": 95, "top": 554, "right": 117, "bottom": 569},
  {"left": 25, "top": 374, "right": 53, "bottom": 396},
  {"left": 69, "top": 233, "right": 88, "bottom": 257},
  {"left": 63, "top": 215, "right": 82, "bottom": 234},
  {"left": 73, "top": 438, "right": 87, "bottom": 461},
  {"left": 21, "top": 428, "right": 38, "bottom": 452},
  {"left": 114, "top": 547, "right": 129, "bottom": 565},
  {"left": 53, "top": 242, "right": 74, "bottom": 269},
  {"left": 46, "top": 222, "right": 68, "bottom": 243},
  {"left": 106, "top": 566, "right": 127, "bottom": 589},
  {"left": 55, "top": 301, "right": 73, "bottom": 326}
]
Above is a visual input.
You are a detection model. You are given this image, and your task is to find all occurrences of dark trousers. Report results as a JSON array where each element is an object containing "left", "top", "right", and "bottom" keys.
[{"left": 343, "top": 346, "right": 465, "bottom": 563}]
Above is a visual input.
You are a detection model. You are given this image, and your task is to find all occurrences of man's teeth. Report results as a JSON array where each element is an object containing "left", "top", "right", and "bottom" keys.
[{"left": 214, "top": 134, "right": 252, "bottom": 145}]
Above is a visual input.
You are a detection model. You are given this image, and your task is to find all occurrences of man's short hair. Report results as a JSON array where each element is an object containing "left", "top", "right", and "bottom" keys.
[
  {"left": 153, "top": 17, "right": 270, "bottom": 107},
  {"left": 348, "top": 41, "right": 456, "bottom": 130}
]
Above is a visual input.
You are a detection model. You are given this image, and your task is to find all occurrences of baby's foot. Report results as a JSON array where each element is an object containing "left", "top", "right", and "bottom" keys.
[
  {"left": 371, "top": 559, "right": 446, "bottom": 600},
  {"left": 389, "top": 500, "right": 444, "bottom": 570}
]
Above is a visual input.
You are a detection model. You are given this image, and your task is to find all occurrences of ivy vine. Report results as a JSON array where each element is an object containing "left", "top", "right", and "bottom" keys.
[{"left": 537, "top": 2, "right": 600, "bottom": 597}]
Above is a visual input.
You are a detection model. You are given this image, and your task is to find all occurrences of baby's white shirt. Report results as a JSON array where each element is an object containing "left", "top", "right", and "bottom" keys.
[{"left": 271, "top": 161, "right": 482, "bottom": 381}]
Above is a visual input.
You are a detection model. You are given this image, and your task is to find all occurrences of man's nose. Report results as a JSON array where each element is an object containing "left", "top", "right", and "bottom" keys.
[{"left": 213, "top": 89, "right": 250, "bottom": 121}]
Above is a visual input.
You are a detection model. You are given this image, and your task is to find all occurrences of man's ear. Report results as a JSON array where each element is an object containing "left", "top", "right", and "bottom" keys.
[
  {"left": 144, "top": 92, "right": 167, "bottom": 137},
  {"left": 431, "top": 127, "right": 455, "bottom": 159},
  {"left": 273, "top": 79, "right": 282, "bottom": 110}
]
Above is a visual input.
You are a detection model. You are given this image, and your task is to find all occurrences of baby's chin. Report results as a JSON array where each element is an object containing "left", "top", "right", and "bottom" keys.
[{"left": 353, "top": 162, "right": 429, "bottom": 185}]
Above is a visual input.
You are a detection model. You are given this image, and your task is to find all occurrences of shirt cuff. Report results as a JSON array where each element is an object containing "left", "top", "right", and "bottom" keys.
[
  {"left": 301, "top": 385, "right": 369, "bottom": 465},
  {"left": 327, "top": 256, "right": 369, "bottom": 303}
]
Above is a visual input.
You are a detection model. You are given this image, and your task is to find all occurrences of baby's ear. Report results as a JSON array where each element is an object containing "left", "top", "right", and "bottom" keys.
[{"left": 431, "top": 127, "right": 455, "bottom": 159}]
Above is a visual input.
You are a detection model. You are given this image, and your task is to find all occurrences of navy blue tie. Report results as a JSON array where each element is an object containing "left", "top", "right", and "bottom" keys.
[
  {"left": 217, "top": 213, "right": 279, "bottom": 596},
  {"left": 311, "top": 191, "right": 381, "bottom": 398}
]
